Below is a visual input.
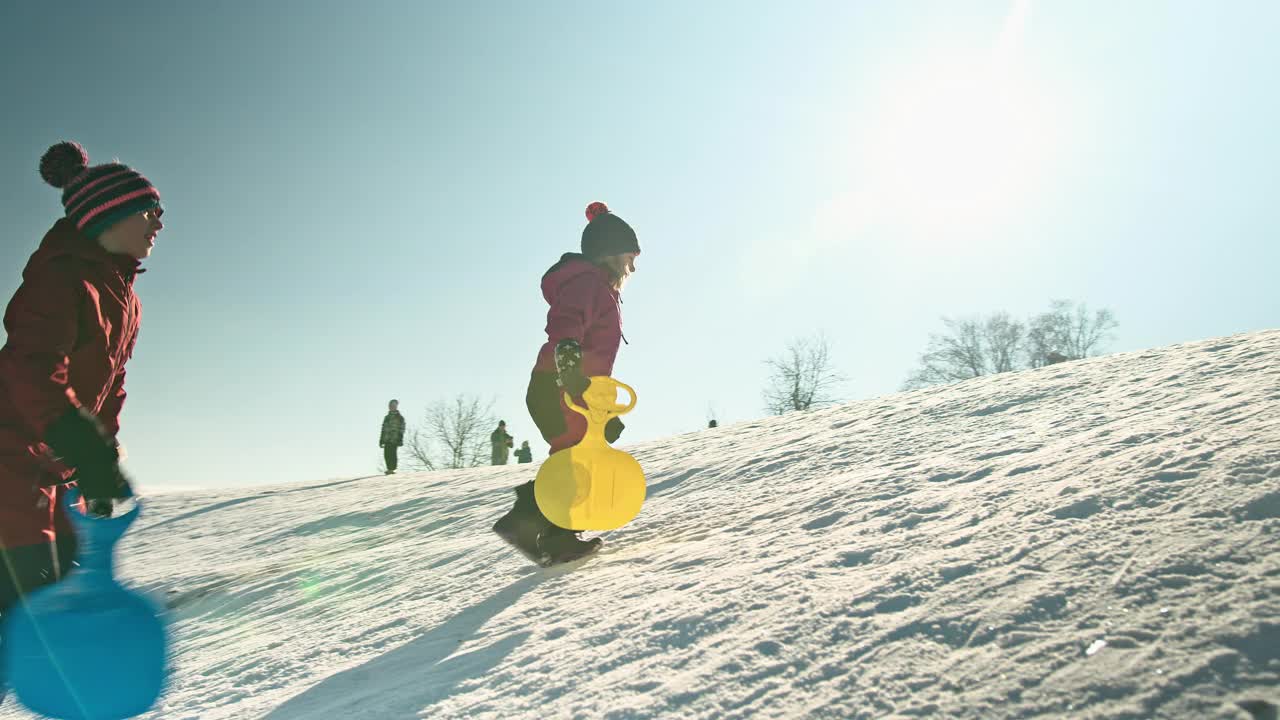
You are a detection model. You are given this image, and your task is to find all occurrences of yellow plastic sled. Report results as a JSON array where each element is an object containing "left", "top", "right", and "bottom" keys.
[{"left": 535, "top": 376, "right": 646, "bottom": 531}]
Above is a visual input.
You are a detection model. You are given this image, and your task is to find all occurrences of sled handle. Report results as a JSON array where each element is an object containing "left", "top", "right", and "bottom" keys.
[
  {"left": 61, "top": 489, "right": 140, "bottom": 575},
  {"left": 63, "top": 489, "right": 140, "bottom": 535},
  {"left": 565, "top": 376, "right": 638, "bottom": 421}
]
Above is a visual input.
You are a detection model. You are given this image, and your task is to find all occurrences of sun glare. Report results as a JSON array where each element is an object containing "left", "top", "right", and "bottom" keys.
[{"left": 860, "top": 2, "right": 1055, "bottom": 235}]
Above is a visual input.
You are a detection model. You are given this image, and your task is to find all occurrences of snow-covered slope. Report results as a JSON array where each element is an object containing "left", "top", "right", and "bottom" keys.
[{"left": 3, "top": 331, "right": 1277, "bottom": 720}]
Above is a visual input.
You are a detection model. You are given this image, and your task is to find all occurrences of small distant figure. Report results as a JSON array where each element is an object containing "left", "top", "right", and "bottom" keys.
[
  {"left": 491, "top": 420, "right": 513, "bottom": 465},
  {"left": 380, "top": 399, "right": 405, "bottom": 474},
  {"left": 514, "top": 440, "right": 533, "bottom": 464},
  {"left": 1046, "top": 351, "right": 1070, "bottom": 366},
  {"left": 708, "top": 419, "right": 718, "bottom": 429}
]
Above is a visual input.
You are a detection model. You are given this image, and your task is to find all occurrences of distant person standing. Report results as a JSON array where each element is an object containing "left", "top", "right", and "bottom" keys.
[
  {"left": 491, "top": 420, "right": 513, "bottom": 465},
  {"left": 514, "top": 440, "right": 533, "bottom": 464},
  {"left": 379, "top": 399, "right": 405, "bottom": 474}
]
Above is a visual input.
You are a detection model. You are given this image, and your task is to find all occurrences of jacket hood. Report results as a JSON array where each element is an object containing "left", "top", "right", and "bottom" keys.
[
  {"left": 540, "top": 253, "right": 612, "bottom": 305},
  {"left": 25, "top": 218, "right": 143, "bottom": 281}
]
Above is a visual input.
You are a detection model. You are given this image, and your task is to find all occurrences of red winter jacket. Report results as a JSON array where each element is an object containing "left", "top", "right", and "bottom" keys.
[
  {"left": 534, "top": 255, "right": 623, "bottom": 376},
  {"left": 528, "top": 255, "right": 623, "bottom": 452},
  {"left": 0, "top": 219, "right": 142, "bottom": 549}
]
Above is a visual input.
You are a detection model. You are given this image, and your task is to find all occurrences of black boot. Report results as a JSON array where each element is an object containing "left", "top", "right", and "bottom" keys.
[
  {"left": 493, "top": 482, "right": 601, "bottom": 566},
  {"left": 537, "top": 524, "right": 603, "bottom": 565},
  {"left": 492, "top": 482, "right": 553, "bottom": 566}
]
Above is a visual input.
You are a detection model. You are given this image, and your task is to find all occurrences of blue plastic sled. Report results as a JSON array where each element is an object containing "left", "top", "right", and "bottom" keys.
[{"left": 3, "top": 491, "right": 168, "bottom": 720}]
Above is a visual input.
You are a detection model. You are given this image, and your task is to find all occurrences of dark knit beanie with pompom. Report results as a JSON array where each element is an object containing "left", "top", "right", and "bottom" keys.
[
  {"left": 39, "top": 141, "right": 161, "bottom": 239},
  {"left": 581, "top": 201, "right": 639, "bottom": 259}
]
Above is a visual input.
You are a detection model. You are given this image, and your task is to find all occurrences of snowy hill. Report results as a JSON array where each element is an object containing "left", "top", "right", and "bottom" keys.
[{"left": 3, "top": 330, "right": 1277, "bottom": 720}]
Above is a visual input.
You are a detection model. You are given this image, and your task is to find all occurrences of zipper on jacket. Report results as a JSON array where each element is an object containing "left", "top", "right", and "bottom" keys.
[{"left": 616, "top": 294, "right": 629, "bottom": 345}]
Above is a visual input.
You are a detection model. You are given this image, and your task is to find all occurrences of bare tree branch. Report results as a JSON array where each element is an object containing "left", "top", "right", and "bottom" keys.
[
  {"left": 903, "top": 317, "right": 992, "bottom": 389},
  {"left": 909, "top": 301, "right": 1118, "bottom": 387},
  {"left": 763, "top": 333, "right": 845, "bottom": 414},
  {"left": 407, "top": 394, "right": 494, "bottom": 470},
  {"left": 984, "top": 312, "right": 1024, "bottom": 374},
  {"left": 1027, "top": 300, "right": 1118, "bottom": 367},
  {"left": 1066, "top": 304, "right": 1118, "bottom": 359},
  {"left": 405, "top": 428, "right": 437, "bottom": 471},
  {"left": 1025, "top": 300, "right": 1073, "bottom": 369}
]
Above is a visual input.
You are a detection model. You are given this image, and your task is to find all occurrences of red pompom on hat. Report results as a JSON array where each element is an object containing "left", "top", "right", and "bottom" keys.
[
  {"left": 585, "top": 201, "right": 610, "bottom": 223},
  {"left": 581, "top": 201, "right": 639, "bottom": 258}
]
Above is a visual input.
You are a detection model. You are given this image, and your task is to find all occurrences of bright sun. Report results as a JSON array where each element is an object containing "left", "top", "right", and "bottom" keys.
[{"left": 859, "top": 1, "right": 1056, "bottom": 234}]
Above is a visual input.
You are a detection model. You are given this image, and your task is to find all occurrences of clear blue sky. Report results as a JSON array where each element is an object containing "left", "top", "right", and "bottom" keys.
[{"left": 2, "top": 1, "right": 1276, "bottom": 490}]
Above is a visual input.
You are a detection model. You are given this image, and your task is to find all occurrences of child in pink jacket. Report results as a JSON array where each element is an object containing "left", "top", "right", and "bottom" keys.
[{"left": 493, "top": 202, "right": 639, "bottom": 566}]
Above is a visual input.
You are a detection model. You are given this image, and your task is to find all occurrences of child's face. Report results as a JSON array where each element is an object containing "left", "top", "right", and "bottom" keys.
[
  {"left": 98, "top": 207, "right": 164, "bottom": 259},
  {"left": 603, "top": 253, "right": 638, "bottom": 281}
]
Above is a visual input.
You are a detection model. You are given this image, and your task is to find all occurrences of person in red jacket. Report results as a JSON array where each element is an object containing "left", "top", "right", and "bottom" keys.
[
  {"left": 0, "top": 141, "right": 159, "bottom": 649},
  {"left": 492, "top": 201, "right": 639, "bottom": 566}
]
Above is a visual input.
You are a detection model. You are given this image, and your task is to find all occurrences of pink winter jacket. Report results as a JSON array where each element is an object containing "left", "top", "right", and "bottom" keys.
[
  {"left": 528, "top": 254, "right": 623, "bottom": 452},
  {"left": 534, "top": 255, "right": 622, "bottom": 377},
  {"left": 0, "top": 219, "right": 142, "bottom": 549}
]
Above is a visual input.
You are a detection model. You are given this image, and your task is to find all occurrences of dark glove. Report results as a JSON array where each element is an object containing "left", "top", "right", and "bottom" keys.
[
  {"left": 560, "top": 369, "right": 589, "bottom": 397},
  {"left": 554, "top": 339, "right": 590, "bottom": 397},
  {"left": 527, "top": 372, "right": 567, "bottom": 442},
  {"left": 605, "top": 417, "right": 624, "bottom": 444},
  {"left": 44, "top": 406, "right": 133, "bottom": 503}
]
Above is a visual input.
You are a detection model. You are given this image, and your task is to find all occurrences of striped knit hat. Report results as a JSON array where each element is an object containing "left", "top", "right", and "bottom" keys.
[{"left": 39, "top": 141, "right": 161, "bottom": 239}]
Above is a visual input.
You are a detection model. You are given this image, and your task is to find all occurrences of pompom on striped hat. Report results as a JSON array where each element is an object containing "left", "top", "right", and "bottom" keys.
[{"left": 39, "top": 141, "right": 161, "bottom": 239}]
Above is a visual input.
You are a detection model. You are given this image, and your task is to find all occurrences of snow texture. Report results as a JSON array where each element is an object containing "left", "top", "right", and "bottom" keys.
[{"left": 2, "top": 330, "right": 1278, "bottom": 719}]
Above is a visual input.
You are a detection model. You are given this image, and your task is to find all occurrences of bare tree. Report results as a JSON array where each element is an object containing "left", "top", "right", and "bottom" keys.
[
  {"left": 1064, "top": 302, "right": 1117, "bottom": 359},
  {"left": 763, "top": 334, "right": 845, "bottom": 414},
  {"left": 406, "top": 394, "right": 494, "bottom": 470},
  {"left": 903, "top": 317, "right": 992, "bottom": 389},
  {"left": 1026, "top": 300, "right": 1118, "bottom": 368},
  {"left": 404, "top": 431, "right": 436, "bottom": 472},
  {"left": 1025, "top": 301, "right": 1072, "bottom": 369},
  {"left": 984, "top": 312, "right": 1025, "bottom": 373},
  {"left": 907, "top": 300, "right": 1118, "bottom": 388}
]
